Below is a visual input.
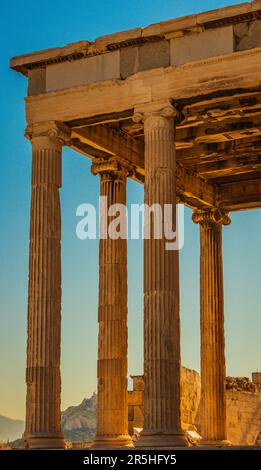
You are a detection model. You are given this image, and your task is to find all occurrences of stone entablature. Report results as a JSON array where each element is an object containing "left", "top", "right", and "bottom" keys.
[
  {"left": 10, "top": 1, "right": 261, "bottom": 90},
  {"left": 10, "top": 3, "right": 261, "bottom": 94}
]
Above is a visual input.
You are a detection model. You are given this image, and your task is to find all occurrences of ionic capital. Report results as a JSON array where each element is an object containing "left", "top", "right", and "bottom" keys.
[
  {"left": 133, "top": 100, "right": 177, "bottom": 129},
  {"left": 25, "top": 121, "right": 71, "bottom": 146},
  {"left": 91, "top": 156, "right": 133, "bottom": 181},
  {"left": 192, "top": 208, "right": 231, "bottom": 227}
]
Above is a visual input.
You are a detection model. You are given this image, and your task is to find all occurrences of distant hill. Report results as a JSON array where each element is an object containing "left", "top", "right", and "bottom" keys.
[
  {"left": 0, "top": 393, "right": 97, "bottom": 444},
  {"left": 62, "top": 393, "right": 97, "bottom": 442},
  {"left": 0, "top": 415, "right": 24, "bottom": 442}
]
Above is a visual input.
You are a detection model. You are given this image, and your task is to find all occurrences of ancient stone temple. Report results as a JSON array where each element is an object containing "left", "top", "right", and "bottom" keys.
[{"left": 10, "top": 1, "right": 261, "bottom": 449}]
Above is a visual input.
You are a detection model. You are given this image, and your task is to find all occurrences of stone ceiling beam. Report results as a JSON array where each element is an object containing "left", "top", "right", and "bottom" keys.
[
  {"left": 72, "top": 124, "right": 261, "bottom": 211},
  {"left": 73, "top": 125, "right": 144, "bottom": 168},
  {"left": 177, "top": 139, "right": 261, "bottom": 164},
  {"left": 193, "top": 155, "right": 261, "bottom": 178},
  {"left": 25, "top": 48, "right": 261, "bottom": 125},
  {"left": 220, "top": 177, "right": 261, "bottom": 210},
  {"left": 72, "top": 124, "right": 218, "bottom": 209},
  {"left": 175, "top": 121, "right": 261, "bottom": 144}
]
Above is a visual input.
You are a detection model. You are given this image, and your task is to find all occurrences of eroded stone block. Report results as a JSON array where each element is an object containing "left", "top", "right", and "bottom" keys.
[
  {"left": 234, "top": 20, "right": 261, "bottom": 51},
  {"left": 46, "top": 50, "right": 120, "bottom": 92},
  {"left": 128, "top": 405, "right": 134, "bottom": 421},
  {"left": 133, "top": 406, "right": 144, "bottom": 424},
  {"left": 28, "top": 68, "right": 46, "bottom": 96},
  {"left": 120, "top": 41, "right": 169, "bottom": 79},
  {"left": 128, "top": 390, "right": 143, "bottom": 406},
  {"left": 120, "top": 46, "right": 138, "bottom": 79},
  {"left": 170, "top": 26, "right": 234, "bottom": 66},
  {"left": 131, "top": 375, "right": 144, "bottom": 391},
  {"left": 138, "top": 40, "right": 170, "bottom": 72}
]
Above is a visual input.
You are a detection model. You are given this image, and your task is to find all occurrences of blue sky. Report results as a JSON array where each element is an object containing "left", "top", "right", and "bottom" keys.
[{"left": 0, "top": 0, "right": 260, "bottom": 420}]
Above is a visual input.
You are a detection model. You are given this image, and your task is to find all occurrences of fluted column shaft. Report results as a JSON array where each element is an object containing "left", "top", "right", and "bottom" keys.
[
  {"left": 24, "top": 122, "right": 70, "bottom": 449},
  {"left": 193, "top": 209, "right": 231, "bottom": 444},
  {"left": 134, "top": 102, "right": 187, "bottom": 448},
  {"left": 92, "top": 158, "right": 132, "bottom": 448}
]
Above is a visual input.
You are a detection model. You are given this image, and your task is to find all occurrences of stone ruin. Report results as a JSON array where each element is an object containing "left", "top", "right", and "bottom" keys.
[{"left": 128, "top": 369, "right": 261, "bottom": 446}]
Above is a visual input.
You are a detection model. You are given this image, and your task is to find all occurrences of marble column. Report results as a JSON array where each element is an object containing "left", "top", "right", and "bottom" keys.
[
  {"left": 91, "top": 157, "right": 133, "bottom": 449},
  {"left": 193, "top": 208, "right": 231, "bottom": 445},
  {"left": 24, "top": 121, "right": 70, "bottom": 449},
  {"left": 133, "top": 101, "right": 188, "bottom": 449}
]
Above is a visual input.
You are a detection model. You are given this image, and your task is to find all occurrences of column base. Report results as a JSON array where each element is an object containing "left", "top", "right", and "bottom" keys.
[
  {"left": 23, "top": 432, "right": 66, "bottom": 449},
  {"left": 135, "top": 430, "right": 189, "bottom": 449},
  {"left": 198, "top": 439, "right": 232, "bottom": 447},
  {"left": 91, "top": 435, "right": 134, "bottom": 450}
]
